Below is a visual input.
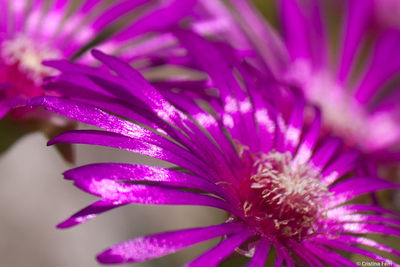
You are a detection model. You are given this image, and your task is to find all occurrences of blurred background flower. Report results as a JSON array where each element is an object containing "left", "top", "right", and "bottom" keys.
[{"left": 0, "top": 0, "right": 195, "bottom": 161}]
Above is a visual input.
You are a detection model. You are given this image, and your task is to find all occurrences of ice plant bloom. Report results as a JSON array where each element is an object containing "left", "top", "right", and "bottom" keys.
[
  {"left": 31, "top": 31, "right": 400, "bottom": 266},
  {"left": 2, "top": 0, "right": 101, "bottom": 118},
  {"left": 0, "top": 0, "right": 199, "bottom": 156},
  {"left": 220, "top": 0, "right": 400, "bottom": 162}
]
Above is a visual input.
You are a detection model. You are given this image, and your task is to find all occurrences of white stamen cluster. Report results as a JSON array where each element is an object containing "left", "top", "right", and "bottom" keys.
[
  {"left": 1, "top": 34, "right": 61, "bottom": 85},
  {"left": 252, "top": 151, "right": 327, "bottom": 204},
  {"left": 242, "top": 150, "right": 329, "bottom": 238}
]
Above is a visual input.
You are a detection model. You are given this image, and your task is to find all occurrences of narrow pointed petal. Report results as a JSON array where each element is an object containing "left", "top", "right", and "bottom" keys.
[
  {"left": 328, "top": 177, "right": 400, "bottom": 207},
  {"left": 91, "top": 50, "right": 235, "bottom": 177},
  {"left": 48, "top": 129, "right": 216, "bottom": 180},
  {"left": 304, "top": 242, "right": 358, "bottom": 267},
  {"left": 273, "top": 242, "right": 294, "bottom": 267},
  {"left": 336, "top": 214, "right": 400, "bottom": 227},
  {"left": 284, "top": 98, "right": 304, "bottom": 154},
  {"left": 185, "top": 231, "right": 252, "bottom": 267},
  {"left": 333, "top": 235, "right": 400, "bottom": 258},
  {"left": 288, "top": 239, "right": 324, "bottom": 267},
  {"left": 32, "top": 96, "right": 216, "bottom": 177},
  {"left": 315, "top": 239, "right": 398, "bottom": 266},
  {"left": 30, "top": 96, "right": 156, "bottom": 140},
  {"left": 321, "top": 150, "right": 359, "bottom": 185},
  {"left": 111, "top": 0, "right": 197, "bottom": 42},
  {"left": 327, "top": 204, "right": 400, "bottom": 218},
  {"left": 337, "top": 0, "right": 373, "bottom": 83},
  {"left": 72, "top": 178, "right": 233, "bottom": 212},
  {"left": 354, "top": 30, "right": 400, "bottom": 104},
  {"left": 91, "top": 0, "right": 150, "bottom": 31},
  {"left": 309, "top": 137, "right": 341, "bottom": 172},
  {"left": 57, "top": 200, "right": 125, "bottom": 229},
  {"left": 279, "top": 0, "right": 311, "bottom": 60},
  {"left": 340, "top": 223, "right": 400, "bottom": 236},
  {"left": 293, "top": 108, "right": 321, "bottom": 165},
  {"left": 64, "top": 163, "right": 230, "bottom": 200},
  {"left": 230, "top": 0, "right": 290, "bottom": 76},
  {"left": 246, "top": 239, "right": 271, "bottom": 267},
  {"left": 97, "top": 222, "right": 245, "bottom": 264}
]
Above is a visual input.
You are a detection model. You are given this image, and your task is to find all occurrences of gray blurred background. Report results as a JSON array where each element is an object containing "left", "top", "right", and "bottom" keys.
[{"left": 0, "top": 132, "right": 225, "bottom": 267}]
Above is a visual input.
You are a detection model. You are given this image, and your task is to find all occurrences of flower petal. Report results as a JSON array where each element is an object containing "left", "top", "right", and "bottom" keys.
[
  {"left": 97, "top": 222, "right": 245, "bottom": 264},
  {"left": 72, "top": 178, "right": 233, "bottom": 212},
  {"left": 321, "top": 150, "right": 359, "bottom": 185},
  {"left": 279, "top": 0, "right": 311, "bottom": 60},
  {"left": 333, "top": 235, "right": 400, "bottom": 258},
  {"left": 287, "top": 239, "right": 324, "bottom": 267},
  {"left": 230, "top": 0, "right": 290, "bottom": 76},
  {"left": 32, "top": 95, "right": 218, "bottom": 177},
  {"left": 48, "top": 129, "right": 216, "bottom": 179},
  {"left": 327, "top": 177, "right": 400, "bottom": 208},
  {"left": 173, "top": 30, "right": 244, "bottom": 136},
  {"left": 57, "top": 199, "right": 125, "bottom": 228},
  {"left": 327, "top": 204, "right": 400, "bottom": 218},
  {"left": 315, "top": 239, "right": 398, "bottom": 266},
  {"left": 337, "top": 0, "right": 373, "bottom": 83},
  {"left": 111, "top": 0, "right": 196, "bottom": 42},
  {"left": 336, "top": 214, "right": 400, "bottom": 227},
  {"left": 30, "top": 96, "right": 156, "bottom": 140},
  {"left": 185, "top": 231, "right": 252, "bottom": 267},
  {"left": 293, "top": 107, "right": 321, "bottom": 166},
  {"left": 304, "top": 242, "right": 358, "bottom": 267},
  {"left": 355, "top": 30, "right": 400, "bottom": 104},
  {"left": 309, "top": 137, "right": 341, "bottom": 172},
  {"left": 340, "top": 223, "right": 400, "bottom": 236},
  {"left": 273, "top": 242, "right": 294, "bottom": 267},
  {"left": 246, "top": 239, "right": 271, "bottom": 267},
  {"left": 91, "top": 49, "right": 238, "bottom": 180},
  {"left": 91, "top": 0, "right": 150, "bottom": 31},
  {"left": 283, "top": 98, "right": 304, "bottom": 154},
  {"left": 64, "top": 163, "right": 231, "bottom": 200}
]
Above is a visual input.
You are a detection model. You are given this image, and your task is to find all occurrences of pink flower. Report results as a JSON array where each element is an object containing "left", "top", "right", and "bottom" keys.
[
  {"left": 0, "top": 0, "right": 198, "bottom": 158},
  {"left": 31, "top": 31, "right": 400, "bottom": 265}
]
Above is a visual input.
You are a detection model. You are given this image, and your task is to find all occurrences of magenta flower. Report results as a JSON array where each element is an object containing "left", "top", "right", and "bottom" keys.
[
  {"left": 224, "top": 0, "right": 400, "bottom": 163},
  {"left": 0, "top": 0, "right": 197, "bottom": 157},
  {"left": 31, "top": 30, "right": 400, "bottom": 266},
  {"left": 2, "top": 0, "right": 101, "bottom": 118}
]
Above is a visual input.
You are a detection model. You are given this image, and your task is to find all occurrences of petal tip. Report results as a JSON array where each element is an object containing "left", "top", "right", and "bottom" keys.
[
  {"left": 28, "top": 96, "right": 45, "bottom": 107},
  {"left": 97, "top": 250, "right": 124, "bottom": 264},
  {"left": 56, "top": 219, "right": 76, "bottom": 229},
  {"left": 46, "top": 137, "right": 58, "bottom": 146},
  {"left": 41, "top": 59, "right": 58, "bottom": 67},
  {"left": 91, "top": 49, "right": 105, "bottom": 59}
]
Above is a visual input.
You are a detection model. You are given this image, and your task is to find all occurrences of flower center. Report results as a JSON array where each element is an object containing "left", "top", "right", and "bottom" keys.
[
  {"left": 1, "top": 34, "right": 61, "bottom": 87},
  {"left": 285, "top": 60, "right": 369, "bottom": 143},
  {"left": 238, "top": 150, "right": 329, "bottom": 240}
]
